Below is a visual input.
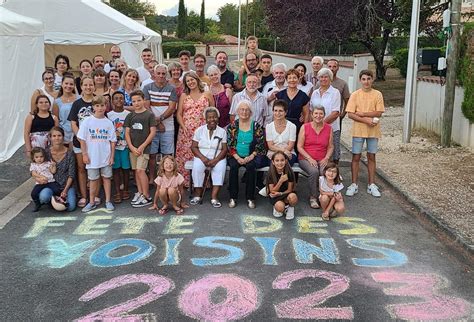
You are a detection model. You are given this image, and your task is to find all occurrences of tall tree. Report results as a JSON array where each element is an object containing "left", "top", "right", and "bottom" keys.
[
  {"left": 177, "top": 0, "right": 187, "bottom": 39},
  {"left": 109, "top": 0, "right": 156, "bottom": 18},
  {"left": 200, "top": 0, "right": 206, "bottom": 35},
  {"left": 264, "top": 0, "right": 445, "bottom": 80},
  {"left": 217, "top": 1, "right": 267, "bottom": 37}
]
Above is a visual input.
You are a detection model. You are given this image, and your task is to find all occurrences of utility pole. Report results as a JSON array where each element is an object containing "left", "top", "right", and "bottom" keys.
[{"left": 441, "top": 0, "right": 462, "bottom": 147}]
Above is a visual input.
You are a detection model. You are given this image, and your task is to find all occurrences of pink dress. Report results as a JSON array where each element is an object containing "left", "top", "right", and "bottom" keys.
[{"left": 176, "top": 95, "right": 210, "bottom": 186}]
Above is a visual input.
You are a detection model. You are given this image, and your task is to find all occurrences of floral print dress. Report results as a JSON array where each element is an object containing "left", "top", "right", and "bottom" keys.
[{"left": 176, "top": 94, "right": 210, "bottom": 187}]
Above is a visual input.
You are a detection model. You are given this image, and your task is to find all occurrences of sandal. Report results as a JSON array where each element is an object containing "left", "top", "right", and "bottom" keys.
[
  {"left": 113, "top": 193, "right": 122, "bottom": 204},
  {"left": 211, "top": 199, "right": 222, "bottom": 208},
  {"left": 78, "top": 198, "right": 87, "bottom": 208},
  {"left": 310, "top": 198, "right": 320, "bottom": 209},
  {"left": 329, "top": 210, "right": 338, "bottom": 218},
  {"left": 174, "top": 207, "right": 184, "bottom": 215},
  {"left": 121, "top": 190, "right": 131, "bottom": 200},
  {"left": 322, "top": 213, "right": 330, "bottom": 221},
  {"left": 158, "top": 207, "right": 169, "bottom": 215},
  {"left": 190, "top": 197, "right": 201, "bottom": 205}
]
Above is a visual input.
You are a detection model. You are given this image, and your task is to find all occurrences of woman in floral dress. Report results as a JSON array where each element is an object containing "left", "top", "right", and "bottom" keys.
[{"left": 176, "top": 72, "right": 215, "bottom": 187}]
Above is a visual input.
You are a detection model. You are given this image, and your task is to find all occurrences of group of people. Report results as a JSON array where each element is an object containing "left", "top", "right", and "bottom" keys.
[{"left": 25, "top": 36, "right": 385, "bottom": 221}]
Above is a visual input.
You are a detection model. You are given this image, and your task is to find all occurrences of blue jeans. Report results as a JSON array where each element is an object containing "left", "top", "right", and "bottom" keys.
[{"left": 39, "top": 187, "right": 77, "bottom": 212}]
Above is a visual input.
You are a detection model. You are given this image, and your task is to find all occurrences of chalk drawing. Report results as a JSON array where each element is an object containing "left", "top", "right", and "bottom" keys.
[
  {"left": 178, "top": 273, "right": 260, "bottom": 321},
  {"left": 113, "top": 217, "right": 163, "bottom": 234},
  {"left": 273, "top": 269, "right": 354, "bottom": 319},
  {"left": 253, "top": 237, "right": 280, "bottom": 265},
  {"left": 191, "top": 236, "right": 244, "bottom": 266},
  {"left": 346, "top": 238, "right": 408, "bottom": 267},
  {"left": 333, "top": 217, "right": 377, "bottom": 235},
  {"left": 83, "top": 208, "right": 113, "bottom": 215},
  {"left": 372, "top": 271, "right": 471, "bottom": 320},
  {"left": 89, "top": 239, "right": 156, "bottom": 267},
  {"left": 296, "top": 217, "right": 328, "bottom": 234},
  {"left": 159, "top": 238, "right": 183, "bottom": 266},
  {"left": 77, "top": 274, "right": 174, "bottom": 321},
  {"left": 293, "top": 238, "right": 340, "bottom": 264},
  {"left": 73, "top": 215, "right": 113, "bottom": 235},
  {"left": 47, "top": 239, "right": 100, "bottom": 268},
  {"left": 241, "top": 215, "right": 282, "bottom": 234},
  {"left": 162, "top": 215, "right": 198, "bottom": 235},
  {"left": 23, "top": 216, "right": 77, "bottom": 238}
]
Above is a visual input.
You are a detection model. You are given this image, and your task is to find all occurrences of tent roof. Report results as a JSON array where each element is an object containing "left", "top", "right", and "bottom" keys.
[
  {"left": 0, "top": 6, "right": 43, "bottom": 36},
  {"left": 2, "top": 0, "right": 160, "bottom": 45}
]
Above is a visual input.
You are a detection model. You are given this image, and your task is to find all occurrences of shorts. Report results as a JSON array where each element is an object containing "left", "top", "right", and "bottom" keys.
[
  {"left": 352, "top": 137, "right": 379, "bottom": 154},
  {"left": 87, "top": 165, "right": 113, "bottom": 180},
  {"left": 73, "top": 146, "right": 82, "bottom": 154},
  {"left": 150, "top": 131, "right": 174, "bottom": 155},
  {"left": 113, "top": 149, "right": 131, "bottom": 169},
  {"left": 130, "top": 153, "right": 149, "bottom": 170}
]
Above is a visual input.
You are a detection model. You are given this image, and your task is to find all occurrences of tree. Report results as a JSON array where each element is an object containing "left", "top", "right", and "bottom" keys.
[
  {"left": 200, "top": 0, "right": 206, "bottom": 35},
  {"left": 109, "top": 0, "right": 155, "bottom": 18},
  {"left": 217, "top": 1, "right": 268, "bottom": 37},
  {"left": 264, "top": 0, "right": 445, "bottom": 80},
  {"left": 177, "top": 0, "right": 187, "bottom": 38},
  {"left": 217, "top": 4, "right": 239, "bottom": 36}
]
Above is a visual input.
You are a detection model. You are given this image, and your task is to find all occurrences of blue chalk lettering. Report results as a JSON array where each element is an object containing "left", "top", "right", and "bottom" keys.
[
  {"left": 191, "top": 236, "right": 244, "bottom": 266},
  {"left": 159, "top": 238, "right": 183, "bottom": 266},
  {"left": 347, "top": 238, "right": 408, "bottom": 267},
  {"left": 253, "top": 237, "right": 280, "bottom": 265},
  {"left": 89, "top": 238, "right": 155, "bottom": 267},
  {"left": 47, "top": 239, "right": 100, "bottom": 268},
  {"left": 293, "top": 238, "right": 340, "bottom": 264}
]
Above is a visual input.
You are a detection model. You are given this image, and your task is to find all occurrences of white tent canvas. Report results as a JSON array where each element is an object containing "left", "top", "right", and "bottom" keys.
[
  {"left": 0, "top": 7, "right": 44, "bottom": 162},
  {"left": 2, "top": 0, "right": 163, "bottom": 67}
]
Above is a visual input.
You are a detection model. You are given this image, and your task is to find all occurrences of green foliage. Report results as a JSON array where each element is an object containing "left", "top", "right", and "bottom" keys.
[
  {"left": 154, "top": 15, "right": 178, "bottom": 33},
  {"left": 109, "top": 0, "right": 155, "bottom": 18},
  {"left": 200, "top": 0, "right": 206, "bottom": 35},
  {"left": 392, "top": 48, "right": 409, "bottom": 78},
  {"left": 217, "top": 0, "right": 267, "bottom": 37},
  {"left": 177, "top": 0, "right": 187, "bottom": 38},
  {"left": 184, "top": 32, "right": 225, "bottom": 44},
  {"left": 186, "top": 11, "right": 201, "bottom": 34},
  {"left": 460, "top": 23, "right": 474, "bottom": 123},
  {"left": 162, "top": 41, "right": 196, "bottom": 58}
]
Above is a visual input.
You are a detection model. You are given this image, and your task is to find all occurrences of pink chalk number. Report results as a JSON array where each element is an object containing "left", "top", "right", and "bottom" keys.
[
  {"left": 273, "top": 269, "right": 354, "bottom": 320},
  {"left": 178, "top": 273, "right": 260, "bottom": 321},
  {"left": 76, "top": 274, "right": 174, "bottom": 321},
  {"left": 372, "top": 271, "right": 471, "bottom": 320}
]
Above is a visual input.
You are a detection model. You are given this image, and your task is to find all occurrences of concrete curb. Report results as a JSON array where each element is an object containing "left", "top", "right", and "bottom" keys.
[
  {"left": 341, "top": 143, "right": 473, "bottom": 255},
  {"left": 0, "top": 178, "right": 34, "bottom": 229}
]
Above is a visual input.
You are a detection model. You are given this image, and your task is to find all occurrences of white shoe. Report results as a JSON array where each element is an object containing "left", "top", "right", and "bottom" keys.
[
  {"left": 247, "top": 200, "right": 256, "bottom": 209},
  {"left": 228, "top": 199, "right": 236, "bottom": 208},
  {"left": 285, "top": 206, "right": 295, "bottom": 220},
  {"left": 131, "top": 192, "right": 142, "bottom": 204},
  {"left": 367, "top": 184, "right": 381, "bottom": 197},
  {"left": 273, "top": 208, "right": 283, "bottom": 218},
  {"left": 345, "top": 183, "right": 358, "bottom": 196}
]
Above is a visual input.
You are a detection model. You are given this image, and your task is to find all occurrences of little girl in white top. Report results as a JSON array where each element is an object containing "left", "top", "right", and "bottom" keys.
[{"left": 319, "top": 162, "right": 345, "bottom": 220}]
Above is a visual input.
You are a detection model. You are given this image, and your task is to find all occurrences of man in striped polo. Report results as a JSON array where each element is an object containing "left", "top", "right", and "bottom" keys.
[{"left": 143, "top": 64, "right": 178, "bottom": 183}]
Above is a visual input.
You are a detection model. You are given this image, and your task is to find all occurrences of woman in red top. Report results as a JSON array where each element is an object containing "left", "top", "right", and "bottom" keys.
[{"left": 297, "top": 105, "right": 334, "bottom": 209}]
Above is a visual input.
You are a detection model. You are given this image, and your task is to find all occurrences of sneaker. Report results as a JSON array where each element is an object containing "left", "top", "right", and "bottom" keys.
[
  {"left": 247, "top": 200, "right": 256, "bottom": 209},
  {"left": 273, "top": 208, "right": 283, "bottom": 218},
  {"left": 131, "top": 192, "right": 142, "bottom": 204},
  {"left": 132, "top": 195, "right": 153, "bottom": 208},
  {"left": 228, "top": 199, "right": 236, "bottom": 208},
  {"left": 285, "top": 206, "right": 295, "bottom": 220},
  {"left": 345, "top": 183, "right": 359, "bottom": 196},
  {"left": 82, "top": 203, "right": 97, "bottom": 213},
  {"left": 105, "top": 201, "right": 115, "bottom": 211},
  {"left": 367, "top": 184, "right": 381, "bottom": 197}
]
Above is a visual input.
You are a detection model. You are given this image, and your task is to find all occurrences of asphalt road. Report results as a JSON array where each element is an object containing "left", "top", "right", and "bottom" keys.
[{"left": 0, "top": 149, "right": 473, "bottom": 321}]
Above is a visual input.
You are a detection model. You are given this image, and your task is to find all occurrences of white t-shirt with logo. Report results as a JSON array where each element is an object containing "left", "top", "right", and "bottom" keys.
[
  {"left": 77, "top": 116, "right": 117, "bottom": 169},
  {"left": 107, "top": 110, "right": 130, "bottom": 150}
]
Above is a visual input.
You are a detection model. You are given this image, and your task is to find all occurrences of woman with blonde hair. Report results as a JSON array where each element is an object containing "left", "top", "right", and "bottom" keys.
[{"left": 119, "top": 68, "right": 140, "bottom": 111}]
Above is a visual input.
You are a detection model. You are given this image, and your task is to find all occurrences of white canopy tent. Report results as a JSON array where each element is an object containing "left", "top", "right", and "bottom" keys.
[
  {"left": 2, "top": 0, "right": 163, "bottom": 68},
  {"left": 0, "top": 7, "right": 44, "bottom": 162}
]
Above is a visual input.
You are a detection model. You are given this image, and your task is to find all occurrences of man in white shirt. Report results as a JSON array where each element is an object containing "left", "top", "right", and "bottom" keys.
[
  {"left": 262, "top": 63, "right": 288, "bottom": 123},
  {"left": 136, "top": 48, "right": 154, "bottom": 82},
  {"left": 230, "top": 74, "right": 270, "bottom": 127},
  {"left": 104, "top": 45, "right": 122, "bottom": 73},
  {"left": 305, "top": 56, "right": 323, "bottom": 85}
]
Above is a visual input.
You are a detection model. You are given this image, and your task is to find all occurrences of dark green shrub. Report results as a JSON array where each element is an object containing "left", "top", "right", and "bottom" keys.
[
  {"left": 460, "top": 23, "right": 474, "bottom": 123},
  {"left": 392, "top": 48, "right": 409, "bottom": 78},
  {"left": 162, "top": 42, "right": 196, "bottom": 58}
]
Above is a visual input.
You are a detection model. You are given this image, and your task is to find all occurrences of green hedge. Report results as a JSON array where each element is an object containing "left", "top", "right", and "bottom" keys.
[
  {"left": 392, "top": 48, "right": 410, "bottom": 78},
  {"left": 460, "top": 23, "right": 474, "bottom": 123},
  {"left": 162, "top": 42, "right": 197, "bottom": 58}
]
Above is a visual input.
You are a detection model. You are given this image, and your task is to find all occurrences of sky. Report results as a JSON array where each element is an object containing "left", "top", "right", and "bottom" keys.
[{"left": 149, "top": 0, "right": 241, "bottom": 19}]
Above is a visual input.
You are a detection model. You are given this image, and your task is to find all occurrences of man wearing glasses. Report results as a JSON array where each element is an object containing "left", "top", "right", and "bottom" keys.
[{"left": 235, "top": 53, "right": 259, "bottom": 92}]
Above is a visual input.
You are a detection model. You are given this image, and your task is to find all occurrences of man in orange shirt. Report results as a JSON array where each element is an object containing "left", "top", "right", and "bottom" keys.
[{"left": 345, "top": 70, "right": 385, "bottom": 197}]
